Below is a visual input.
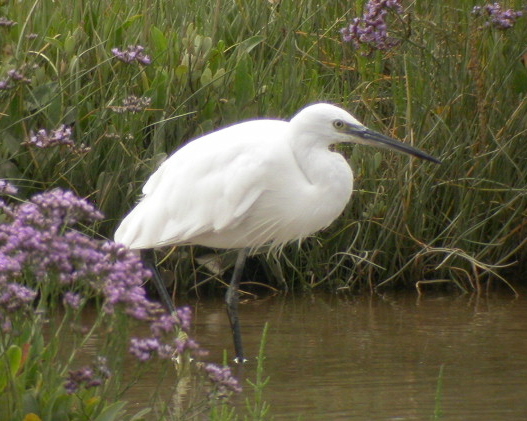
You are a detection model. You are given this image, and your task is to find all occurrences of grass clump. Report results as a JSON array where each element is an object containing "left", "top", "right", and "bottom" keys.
[{"left": 1, "top": 0, "right": 526, "bottom": 294}]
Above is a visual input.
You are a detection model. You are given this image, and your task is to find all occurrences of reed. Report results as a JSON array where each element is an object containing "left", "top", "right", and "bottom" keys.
[{"left": 1, "top": 0, "right": 525, "bottom": 295}]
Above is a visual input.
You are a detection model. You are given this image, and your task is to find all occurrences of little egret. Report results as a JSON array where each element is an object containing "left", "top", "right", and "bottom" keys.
[{"left": 115, "top": 103, "right": 441, "bottom": 361}]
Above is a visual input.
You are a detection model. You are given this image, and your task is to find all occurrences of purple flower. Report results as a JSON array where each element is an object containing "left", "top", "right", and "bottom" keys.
[
  {"left": 1, "top": 318, "right": 12, "bottom": 333},
  {"left": 129, "top": 337, "right": 161, "bottom": 361},
  {"left": 150, "top": 313, "right": 180, "bottom": 336},
  {"left": 8, "top": 69, "right": 27, "bottom": 81},
  {"left": 95, "top": 356, "right": 112, "bottom": 379},
  {"left": 29, "top": 188, "right": 104, "bottom": 226},
  {"left": 1, "top": 190, "right": 100, "bottom": 311},
  {"left": 0, "top": 180, "right": 18, "bottom": 195},
  {"left": 110, "top": 95, "right": 152, "bottom": 113},
  {"left": 23, "top": 125, "right": 91, "bottom": 153},
  {"left": 204, "top": 363, "right": 242, "bottom": 395},
  {"left": 63, "top": 291, "right": 82, "bottom": 310},
  {"left": 129, "top": 304, "right": 211, "bottom": 362},
  {"left": 0, "top": 283, "right": 37, "bottom": 312},
  {"left": 7, "top": 69, "right": 30, "bottom": 84},
  {"left": 24, "top": 125, "right": 74, "bottom": 148},
  {"left": 472, "top": 3, "right": 523, "bottom": 30},
  {"left": 174, "top": 336, "right": 203, "bottom": 355},
  {"left": 0, "top": 17, "right": 16, "bottom": 27},
  {"left": 341, "top": 0, "right": 403, "bottom": 51},
  {"left": 0, "top": 191, "right": 106, "bottom": 315},
  {"left": 176, "top": 306, "right": 192, "bottom": 332},
  {"left": 0, "top": 68, "right": 31, "bottom": 90},
  {"left": 65, "top": 367, "right": 96, "bottom": 394},
  {"left": 0, "top": 188, "right": 210, "bottom": 367},
  {"left": 111, "top": 45, "right": 152, "bottom": 65},
  {"left": 64, "top": 358, "right": 111, "bottom": 394}
]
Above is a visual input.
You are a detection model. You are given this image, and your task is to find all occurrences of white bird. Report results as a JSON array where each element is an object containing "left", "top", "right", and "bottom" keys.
[{"left": 115, "top": 103, "right": 440, "bottom": 361}]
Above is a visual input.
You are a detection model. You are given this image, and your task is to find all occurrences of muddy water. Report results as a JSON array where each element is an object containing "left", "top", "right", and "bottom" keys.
[
  {"left": 79, "top": 290, "right": 527, "bottom": 420},
  {"left": 189, "top": 290, "right": 527, "bottom": 420}
]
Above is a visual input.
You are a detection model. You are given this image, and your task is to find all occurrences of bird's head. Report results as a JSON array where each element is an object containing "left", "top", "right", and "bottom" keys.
[{"left": 290, "top": 103, "right": 441, "bottom": 164}]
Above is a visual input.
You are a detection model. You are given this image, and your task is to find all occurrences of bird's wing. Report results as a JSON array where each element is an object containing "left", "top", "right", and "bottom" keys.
[{"left": 114, "top": 119, "right": 288, "bottom": 249}]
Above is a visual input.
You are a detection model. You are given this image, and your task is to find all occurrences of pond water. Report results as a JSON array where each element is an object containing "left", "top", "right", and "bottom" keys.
[
  {"left": 79, "top": 288, "right": 527, "bottom": 420},
  {"left": 185, "top": 290, "right": 527, "bottom": 420}
]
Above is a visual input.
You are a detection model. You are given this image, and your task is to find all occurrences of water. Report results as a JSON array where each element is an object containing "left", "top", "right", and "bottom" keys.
[
  {"left": 189, "top": 290, "right": 527, "bottom": 420},
  {"left": 79, "top": 290, "right": 527, "bottom": 420}
]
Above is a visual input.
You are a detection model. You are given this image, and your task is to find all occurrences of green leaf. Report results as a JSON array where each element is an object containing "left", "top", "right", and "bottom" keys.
[
  {"left": 234, "top": 56, "right": 254, "bottom": 106},
  {"left": 151, "top": 26, "right": 168, "bottom": 56},
  {"left": 199, "top": 36, "right": 213, "bottom": 56},
  {"left": 22, "top": 390, "right": 40, "bottom": 416},
  {"left": 93, "top": 401, "right": 127, "bottom": 421},
  {"left": 175, "top": 64, "right": 188, "bottom": 80},
  {"left": 1, "top": 132, "right": 21, "bottom": 155},
  {"left": 0, "top": 345, "right": 22, "bottom": 392},
  {"left": 84, "top": 396, "right": 101, "bottom": 416},
  {"left": 200, "top": 67, "right": 212, "bottom": 87},
  {"left": 64, "top": 33, "right": 76, "bottom": 56},
  {"left": 373, "top": 151, "right": 382, "bottom": 171},
  {"left": 0, "top": 160, "right": 22, "bottom": 181},
  {"left": 511, "top": 63, "right": 527, "bottom": 94},
  {"left": 27, "top": 82, "right": 59, "bottom": 110},
  {"left": 48, "top": 393, "right": 73, "bottom": 421},
  {"left": 148, "top": 70, "right": 169, "bottom": 108},
  {"left": 212, "top": 68, "right": 226, "bottom": 89},
  {"left": 129, "top": 408, "right": 152, "bottom": 421},
  {"left": 122, "top": 14, "right": 143, "bottom": 30},
  {"left": 235, "top": 35, "right": 265, "bottom": 58}
]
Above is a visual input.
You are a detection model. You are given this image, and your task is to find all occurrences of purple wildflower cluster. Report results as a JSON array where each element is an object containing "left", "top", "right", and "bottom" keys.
[
  {"left": 472, "top": 3, "right": 523, "bottom": 30},
  {"left": 0, "top": 189, "right": 102, "bottom": 287},
  {"left": 0, "top": 69, "right": 31, "bottom": 91},
  {"left": 0, "top": 17, "right": 17, "bottom": 27},
  {"left": 24, "top": 125, "right": 74, "bottom": 148},
  {"left": 0, "top": 190, "right": 98, "bottom": 329},
  {"left": 0, "top": 189, "right": 209, "bottom": 360},
  {"left": 110, "top": 95, "right": 152, "bottom": 113},
  {"left": 22, "top": 125, "right": 90, "bottom": 154},
  {"left": 111, "top": 45, "right": 152, "bottom": 65},
  {"left": 129, "top": 306, "right": 204, "bottom": 361},
  {"left": 0, "top": 188, "right": 241, "bottom": 395},
  {"left": 0, "top": 283, "right": 37, "bottom": 312},
  {"left": 64, "top": 356, "right": 111, "bottom": 394},
  {"left": 0, "top": 189, "right": 164, "bottom": 327},
  {"left": 0, "top": 180, "right": 18, "bottom": 195},
  {"left": 204, "top": 363, "right": 242, "bottom": 396},
  {"left": 63, "top": 291, "right": 83, "bottom": 310},
  {"left": 341, "top": 0, "right": 403, "bottom": 51}
]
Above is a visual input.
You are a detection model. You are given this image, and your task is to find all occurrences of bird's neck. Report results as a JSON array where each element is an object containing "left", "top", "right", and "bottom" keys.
[{"left": 291, "top": 135, "right": 353, "bottom": 194}]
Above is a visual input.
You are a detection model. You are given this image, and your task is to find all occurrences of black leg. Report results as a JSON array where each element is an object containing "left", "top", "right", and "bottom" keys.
[
  {"left": 226, "top": 248, "right": 248, "bottom": 363},
  {"left": 141, "top": 249, "right": 175, "bottom": 313}
]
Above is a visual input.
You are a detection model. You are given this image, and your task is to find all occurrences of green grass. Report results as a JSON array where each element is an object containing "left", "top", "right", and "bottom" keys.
[
  {"left": 1, "top": 0, "right": 526, "bottom": 293},
  {"left": 432, "top": 364, "right": 445, "bottom": 420}
]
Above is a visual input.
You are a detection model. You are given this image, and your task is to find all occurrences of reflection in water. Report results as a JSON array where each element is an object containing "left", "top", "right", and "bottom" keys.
[{"left": 75, "top": 291, "right": 527, "bottom": 420}]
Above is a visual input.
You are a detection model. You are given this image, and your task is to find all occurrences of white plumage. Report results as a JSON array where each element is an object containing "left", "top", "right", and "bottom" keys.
[
  {"left": 114, "top": 103, "right": 440, "bottom": 361},
  {"left": 115, "top": 104, "right": 368, "bottom": 250}
]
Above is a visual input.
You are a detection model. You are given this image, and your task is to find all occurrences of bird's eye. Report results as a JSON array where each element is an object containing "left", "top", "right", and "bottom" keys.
[{"left": 333, "top": 120, "right": 345, "bottom": 129}]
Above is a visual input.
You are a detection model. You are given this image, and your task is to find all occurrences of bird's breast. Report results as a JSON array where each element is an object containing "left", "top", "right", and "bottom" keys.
[
  {"left": 178, "top": 146, "right": 354, "bottom": 250},
  {"left": 288, "top": 154, "right": 353, "bottom": 236},
  {"left": 246, "top": 151, "right": 354, "bottom": 246}
]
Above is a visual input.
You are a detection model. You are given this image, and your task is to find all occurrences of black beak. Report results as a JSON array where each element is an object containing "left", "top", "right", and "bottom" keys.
[{"left": 347, "top": 125, "right": 442, "bottom": 164}]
